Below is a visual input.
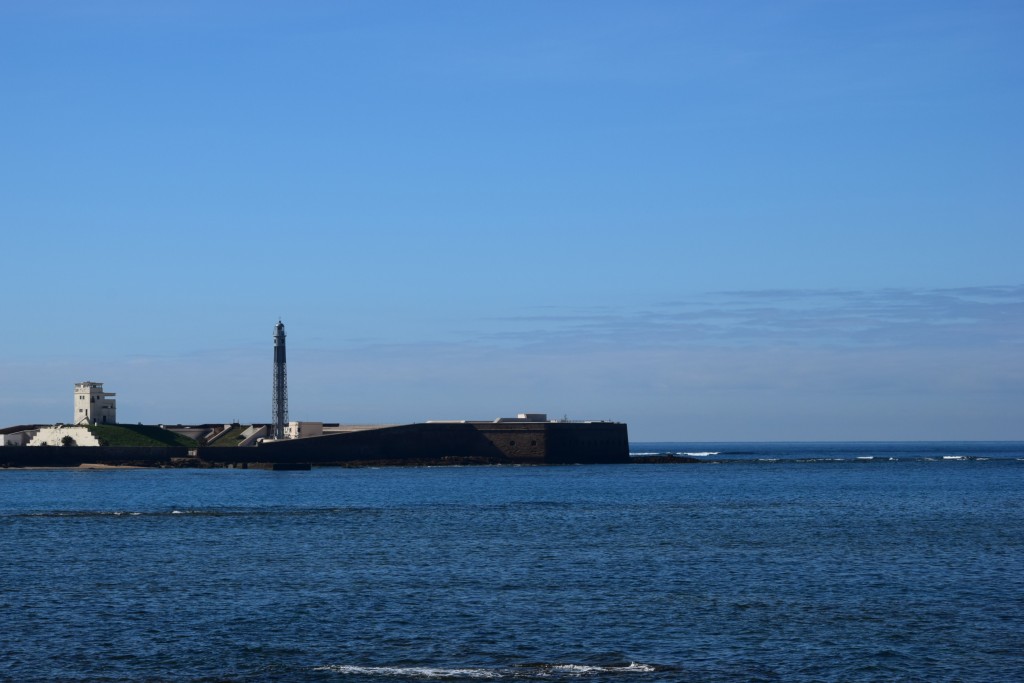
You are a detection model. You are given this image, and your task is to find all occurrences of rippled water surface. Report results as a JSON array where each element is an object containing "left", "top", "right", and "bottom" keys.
[{"left": 2, "top": 443, "right": 1023, "bottom": 682}]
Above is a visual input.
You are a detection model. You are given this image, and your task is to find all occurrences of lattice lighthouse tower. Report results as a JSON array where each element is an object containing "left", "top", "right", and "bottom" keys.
[{"left": 272, "top": 320, "right": 288, "bottom": 439}]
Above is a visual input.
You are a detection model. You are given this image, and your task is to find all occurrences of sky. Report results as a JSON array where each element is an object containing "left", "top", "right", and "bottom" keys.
[{"left": 1, "top": 1, "right": 1022, "bottom": 440}]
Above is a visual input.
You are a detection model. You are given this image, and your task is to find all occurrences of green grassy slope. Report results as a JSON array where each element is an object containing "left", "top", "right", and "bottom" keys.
[{"left": 88, "top": 425, "right": 197, "bottom": 448}]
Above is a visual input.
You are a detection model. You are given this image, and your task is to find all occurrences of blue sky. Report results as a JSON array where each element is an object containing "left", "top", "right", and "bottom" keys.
[{"left": 2, "top": 1, "right": 1021, "bottom": 439}]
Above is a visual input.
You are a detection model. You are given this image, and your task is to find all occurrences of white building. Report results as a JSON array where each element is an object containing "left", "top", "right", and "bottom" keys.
[
  {"left": 286, "top": 421, "right": 323, "bottom": 439},
  {"left": 73, "top": 382, "right": 117, "bottom": 425}
]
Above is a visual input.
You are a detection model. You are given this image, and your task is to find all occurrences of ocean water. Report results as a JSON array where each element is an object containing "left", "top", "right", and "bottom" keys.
[{"left": 1, "top": 442, "right": 1022, "bottom": 682}]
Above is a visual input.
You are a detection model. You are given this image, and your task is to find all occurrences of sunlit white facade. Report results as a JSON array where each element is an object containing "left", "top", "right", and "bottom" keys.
[{"left": 74, "top": 382, "right": 117, "bottom": 425}]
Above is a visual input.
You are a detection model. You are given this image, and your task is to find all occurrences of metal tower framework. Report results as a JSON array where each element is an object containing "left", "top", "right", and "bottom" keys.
[{"left": 272, "top": 320, "right": 288, "bottom": 439}]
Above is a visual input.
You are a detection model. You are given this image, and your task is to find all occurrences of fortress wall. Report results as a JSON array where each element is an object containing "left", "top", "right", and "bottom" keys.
[
  {"left": 471, "top": 423, "right": 547, "bottom": 461},
  {"left": 211, "top": 421, "right": 629, "bottom": 465},
  {"left": 544, "top": 422, "right": 630, "bottom": 464},
  {"left": 0, "top": 422, "right": 629, "bottom": 467},
  {"left": 0, "top": 446, "right": 184, "bottom": 467},
  {"left": 204, "top": 423, "right": 509, "bottom": 464}
]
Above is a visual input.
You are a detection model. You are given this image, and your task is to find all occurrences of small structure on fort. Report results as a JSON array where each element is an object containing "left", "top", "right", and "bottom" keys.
[
  {"left": 73, "top": 381, "right": 116, "bottom": 425},
  {"left": 286, "top": 421, "right": 323, "bottom": 439}
]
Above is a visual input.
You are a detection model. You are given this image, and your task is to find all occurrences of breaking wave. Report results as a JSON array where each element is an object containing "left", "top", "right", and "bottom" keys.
[
  {"left": 630, "top": 451, "right": 718, "bottom": 457},
  {"left": 314, "top": 665, "right": 501, "bottom": 679},
  {"left": 313, "top": 661, "right": 664, "bottom": 679}
]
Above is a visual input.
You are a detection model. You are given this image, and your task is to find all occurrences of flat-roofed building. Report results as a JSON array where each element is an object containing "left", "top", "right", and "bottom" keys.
[
  {"left": 286, "top": 421, "right": 323, "bottom": 439},
  {"left": 74, "top": 382, "right": 117, "bottom": 425}
]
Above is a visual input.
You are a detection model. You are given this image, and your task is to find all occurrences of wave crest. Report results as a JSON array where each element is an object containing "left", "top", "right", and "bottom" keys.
[{"left": 312, "top": 661, "right": 664, "bottom": 678}]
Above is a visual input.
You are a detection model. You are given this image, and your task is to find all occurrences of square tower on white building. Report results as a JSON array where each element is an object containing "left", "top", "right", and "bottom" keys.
[{"left": 74, "top": 382, "right": 117, "bottom": 425}]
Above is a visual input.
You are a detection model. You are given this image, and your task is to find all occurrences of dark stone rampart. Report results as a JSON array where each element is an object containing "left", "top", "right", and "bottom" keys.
[
  {"left": 202, "top": 421, "right": 629, "bottom": 466},
  {"left": 1, "top": 423, "right": 629, "bottom": 468},
  {"left": 0, "top": 446, "right": 185, "bottom": 468}
]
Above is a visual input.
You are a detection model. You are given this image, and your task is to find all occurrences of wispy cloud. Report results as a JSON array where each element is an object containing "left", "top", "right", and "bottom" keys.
[{"left": 474, "top": 285, "right": 1024, "bottom": 351}]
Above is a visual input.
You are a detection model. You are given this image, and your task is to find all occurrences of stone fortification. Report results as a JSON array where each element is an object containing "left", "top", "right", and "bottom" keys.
[
  {"left": 201, "top": 420, "right": 629, "bottom": 466},
  {"left": 0, "top": 445, "right": 187, "bottom": 468},
  {"left": 1, "top": 421, "right": 629, "bottom": 469}
]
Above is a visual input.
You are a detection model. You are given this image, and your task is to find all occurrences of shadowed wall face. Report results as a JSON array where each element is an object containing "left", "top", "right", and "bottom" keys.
[{"left": 246, "top": 422, "right": 630, "bottom": 465}]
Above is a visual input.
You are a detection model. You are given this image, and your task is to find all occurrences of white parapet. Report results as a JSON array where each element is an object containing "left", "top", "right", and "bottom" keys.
[
  {"left": 28, "top": 426, "right": 101, "bottom": 447},
  {"left": 239, "top": 425, "right": 268, "bottom": 447}
]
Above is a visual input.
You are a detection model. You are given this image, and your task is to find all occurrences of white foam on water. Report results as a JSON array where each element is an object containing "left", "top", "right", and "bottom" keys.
[
  {"left": 313, "top": 661, "right": 661, "bottom": 679},
  {"left": 856, "top": 456, "right": 874, "bottom": 460},
  {"left": 943, "top": 456, "right": 967, "bottom": 460},
  {"left": 549, "top": 662, "right": 658, "bottom": 674},
  {"left": 631, "top": 451, "right": 720, "bottom": 457},
  {"left": 312, "top": 665, "right": 500, "bottom": 679}
]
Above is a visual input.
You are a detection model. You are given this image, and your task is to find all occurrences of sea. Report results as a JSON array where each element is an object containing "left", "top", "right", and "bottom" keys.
[{"left": 1, "top": 441, "right": 1022, "bottom": 683}]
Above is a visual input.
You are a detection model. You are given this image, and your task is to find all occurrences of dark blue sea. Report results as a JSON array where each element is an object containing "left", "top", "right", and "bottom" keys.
[{"left": 2, "top": 442, "right": 1023, "bottom": 682}]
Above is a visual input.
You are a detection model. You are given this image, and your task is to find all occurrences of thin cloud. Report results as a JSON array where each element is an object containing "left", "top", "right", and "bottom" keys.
[{"left": 468, "top": 285, "right": 1024, "bottom": 351}]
